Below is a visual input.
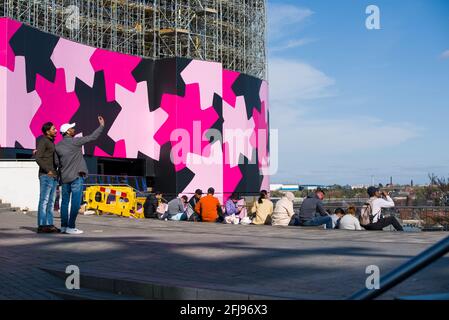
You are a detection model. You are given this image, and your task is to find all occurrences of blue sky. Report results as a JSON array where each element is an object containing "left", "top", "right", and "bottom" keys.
[{"left": 268, "top": 0, "right": 449, "bottom": 186}]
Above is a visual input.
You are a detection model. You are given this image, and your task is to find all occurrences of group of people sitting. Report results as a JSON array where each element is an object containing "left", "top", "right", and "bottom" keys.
[
  {"left": 142, "top": 187, "right": 269, "bottom": 225},
  {"left": 142, "top": 185, "right": 404, "bottom": 231},
  {"left": 274, "top": 186, "right": 403, "bottom": 231}
]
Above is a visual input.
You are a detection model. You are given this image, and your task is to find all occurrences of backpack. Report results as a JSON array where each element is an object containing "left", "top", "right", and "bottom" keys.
[{"left": 359, "top": 199, "right": 381, "bottom": 226}]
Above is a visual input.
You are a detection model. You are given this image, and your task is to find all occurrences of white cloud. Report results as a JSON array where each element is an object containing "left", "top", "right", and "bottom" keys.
[
  {"left": 268, "top": 4, "right": 313, "bottom": 36},
  {"left": 267, "top": 58, "right": 421, "bottom": 184},
  {"left": 441, "top": 50, "right": 449, "bottom": 59},
  {"left": 271, "top": 38, "right": 315, "bottom": 52},
  {"left": 268, "top": 58, "right": 336, "bottom": 103}
]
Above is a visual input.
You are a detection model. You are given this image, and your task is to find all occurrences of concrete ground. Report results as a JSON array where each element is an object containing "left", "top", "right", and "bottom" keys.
[{"left": 0, "top": 209, "right": 448, "bottom": 300}]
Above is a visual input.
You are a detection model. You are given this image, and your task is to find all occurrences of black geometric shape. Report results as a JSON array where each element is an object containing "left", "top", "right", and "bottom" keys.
[
  {"left": 176, "top": 166, "right": 195, "bottom": 194},
  {"left": 232, "top": 74, "right": 263, "bottom": 120},
  {"left": 153, "top": 142, "right": 195, "bottom": 196},
  {"left": 14, "top": 141, "right": 24, "bottom": 149},
  {"left": 71, "top": 71, "right": 121, "bottom": 156},
  {"left": 206, "top": 93, "right": 224, "bottom": 145},
  {"left": 235, "top": 153, "right": 263, "bottom": 196},
  {"left": 132, "top": 58, "right": 179, "bottom": 112},
  {"left": 9, "top": 24, "right": 59, "bottom": 92},
  {"left": 175, "top": 57, "right": 191, "bottom": 97}
]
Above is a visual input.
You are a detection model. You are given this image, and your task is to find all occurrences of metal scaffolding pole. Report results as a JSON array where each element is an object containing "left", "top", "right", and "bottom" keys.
[{"left": 0, "top": 0, "right": 267, "bottom": 79}]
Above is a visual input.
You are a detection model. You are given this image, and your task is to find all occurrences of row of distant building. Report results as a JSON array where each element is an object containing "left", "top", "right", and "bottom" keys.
[
  {"left": 270, "top": 184, "right": 333, "bottom": 192},
  {"left": 269, "top": 183, "right": 427, "bottom": 192}
]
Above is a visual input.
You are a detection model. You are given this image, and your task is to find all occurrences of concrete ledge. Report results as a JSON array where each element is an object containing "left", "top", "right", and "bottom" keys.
[
  {"left": 40, "top": 267, "right": 287, "bottom": 300},
  {"left": 47, "top": 288, "right": 143, "bottom": 300}
]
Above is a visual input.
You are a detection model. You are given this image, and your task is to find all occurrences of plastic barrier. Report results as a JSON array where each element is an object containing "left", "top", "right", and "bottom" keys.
[{"left": 84, "top": 185, "right": 146, "bottom": 219}]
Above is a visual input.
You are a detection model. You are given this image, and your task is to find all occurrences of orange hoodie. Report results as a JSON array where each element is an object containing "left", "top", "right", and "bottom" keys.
[{"left": 195, "top": 195, "right": 221, "bottom": 222}]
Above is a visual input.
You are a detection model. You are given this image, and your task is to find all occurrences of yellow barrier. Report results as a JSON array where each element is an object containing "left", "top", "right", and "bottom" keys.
[{"left": 84, "top": 185, "right": 146, "bottom": 219}]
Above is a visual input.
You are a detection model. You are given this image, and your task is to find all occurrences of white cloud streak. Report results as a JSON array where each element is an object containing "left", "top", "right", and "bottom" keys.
[{"left": 441, "top": 50, "right": 449, "bottom": 59}]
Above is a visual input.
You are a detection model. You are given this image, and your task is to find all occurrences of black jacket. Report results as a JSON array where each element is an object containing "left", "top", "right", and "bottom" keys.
[
  {"left": 35, "top": 136, "right": 57, "bottom": 177},
  {"left": 188, "top": 195, "right": 200, "bottom": 209},
  {"left": 143, "top": 194, "right": 158, "bottom": 219}
]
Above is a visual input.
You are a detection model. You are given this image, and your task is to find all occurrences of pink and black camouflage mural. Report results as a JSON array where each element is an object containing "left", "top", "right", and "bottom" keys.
[{"left": 0, "top": 17, "right": 270, "bottom": 200}]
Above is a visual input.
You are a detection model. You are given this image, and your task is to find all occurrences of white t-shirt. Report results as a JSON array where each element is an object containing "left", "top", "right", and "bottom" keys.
[
  {"left": 370, "top": 196, "right": 395, "bottom": 223},
  {"left": 330, "top": 214, "right": 340, "bottom": 228},
  {"left": 339, "top": 214, "right": 363, "bottom": 230}
]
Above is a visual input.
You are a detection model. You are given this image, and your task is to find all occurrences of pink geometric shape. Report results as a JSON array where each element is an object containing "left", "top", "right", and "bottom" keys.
[
  {"left": 155, "top": 83, "right": 219, "bottom": 171},
  {"left": 222, "top": 69, "right": 240, "bottom": 107},
  {"left": 5, "top": 57, "right": 41, "bottom": 148},
  {"left": 181, "top": 60, "right": 222, "bottom": 110},
  {"left": 0, "top": 18, "right": 21, "bottom": 71},
  {"left": 109, "top": 82, "right": 168, "bottom": 160},
  {"left": 261, "top": 175, "right": 270, "bottom": 192},
  {"left": 251, "top": 80, "right": 270, "bottom": 170},
  {"left": 31, "top": 68, "right": 80, "bottom": 144},
  {"left": 183, "top": 141, "right": 224, "bottom": 203},
  {"left": 223, "top": 142, "right": 243, "bottom": 203},
  {"left": 223, "top": 96, "right": 255, "bottom": 168},
  {"left": 90, "top": 48, "right": 141, "bottom": 102},
  {"left": 250, "top": 102, "right": 269, "bottom": 170},
  {"left": 51, "top": 38, "right": 96, "bottom": 92},
  {"left": 94, "top": 139, "right": 127, "bottom": 158},
  {"left": 0, "top": 65, "right": 7, "bottom": 146}
]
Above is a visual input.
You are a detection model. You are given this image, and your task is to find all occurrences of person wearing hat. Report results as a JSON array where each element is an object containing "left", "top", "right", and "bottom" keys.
[
  {"left": 361, "top": 186, "right": 403, "bottom": 231},
  {"left": 188, "top": 189, "right": 203, "bottom": 221},
  {"left": 55, "top": 116, "right": 105, "bottom": 234}
]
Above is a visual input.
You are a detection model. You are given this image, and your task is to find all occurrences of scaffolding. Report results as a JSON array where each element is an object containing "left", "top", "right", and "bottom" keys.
[{"left": 1, "top": 0, "right": 266, "bottom": 79}]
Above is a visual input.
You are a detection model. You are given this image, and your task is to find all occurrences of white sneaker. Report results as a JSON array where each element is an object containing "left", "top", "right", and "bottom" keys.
[
  {"left": 65, "top": 228, "right": 84, "bottom": 235},
  {"left": 60, "top": 227, "right": 67, "bottom": 234}
]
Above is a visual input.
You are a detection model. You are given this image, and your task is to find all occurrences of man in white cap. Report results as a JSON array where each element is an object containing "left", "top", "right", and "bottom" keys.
[{"left": 55, "top": 116, "right": 105, "bottom": 234}]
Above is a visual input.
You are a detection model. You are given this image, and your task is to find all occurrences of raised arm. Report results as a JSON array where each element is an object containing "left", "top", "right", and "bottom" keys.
[
  {"left": 73, "top": 116, "right": 105, "bottom": 146},
  {"left": 378, "top": 196, "right": 395, "bottom": 208}
]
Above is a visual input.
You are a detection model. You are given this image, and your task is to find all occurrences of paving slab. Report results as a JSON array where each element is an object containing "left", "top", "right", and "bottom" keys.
[{"left": 0, "top": 210, "right": 448, "bottom": 300}]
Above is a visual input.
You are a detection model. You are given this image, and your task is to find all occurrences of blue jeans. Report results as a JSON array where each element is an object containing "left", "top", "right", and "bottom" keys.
[
  {"left": 61, "top": 177, "right": 84, "bottom": 229},
  {"left": 38, "top": 175, "right": 57, "bottom": 227},
  {"left": 302, "top": 215, "right": 333, "bottom": 229},
  {"left": 169, "top": 212, "right": 187, "bottom": 221}
]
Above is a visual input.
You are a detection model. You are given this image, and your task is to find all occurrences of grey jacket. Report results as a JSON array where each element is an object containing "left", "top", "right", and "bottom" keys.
[
  {"left": 55, "top": 125, "right": 104, "bottom": 184},
  {"left": 298, "top": 195, "right": 328, "bottom": 223},
  {"left": 167, "top": 198, "right": 185, "bottom": 215}
]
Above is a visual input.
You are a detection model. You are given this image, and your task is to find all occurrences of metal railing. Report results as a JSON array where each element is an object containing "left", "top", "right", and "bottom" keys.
[
  {"left": 348, "top": 235, "right": 449, "bottom": 300},
  {"left": 85, "top": 174, "right": 148, "bottom": 193}
]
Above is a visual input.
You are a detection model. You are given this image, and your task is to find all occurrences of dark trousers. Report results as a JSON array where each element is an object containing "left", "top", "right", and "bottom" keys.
[{"left": 364, "top": 216, "right": 404, "bottom": 231}]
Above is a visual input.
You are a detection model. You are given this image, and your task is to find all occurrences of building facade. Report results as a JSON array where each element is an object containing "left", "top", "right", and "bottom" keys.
[{"left": 0, "top": 2, "right": 269, "bottom": 200}]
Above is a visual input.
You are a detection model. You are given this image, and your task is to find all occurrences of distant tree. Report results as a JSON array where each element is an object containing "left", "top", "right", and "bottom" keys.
[{"left": 425, "top": 173, "right": 449, "bottom": 206}]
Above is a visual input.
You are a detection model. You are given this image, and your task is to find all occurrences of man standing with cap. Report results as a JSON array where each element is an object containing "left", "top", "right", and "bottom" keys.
[{"left": 56, "top": 116, "right": 105, "bottom": 234}]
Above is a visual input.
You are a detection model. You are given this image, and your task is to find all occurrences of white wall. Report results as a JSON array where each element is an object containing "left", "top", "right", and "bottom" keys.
[{"left": 0, "top": 160, "right": 40, "bottom": 210}]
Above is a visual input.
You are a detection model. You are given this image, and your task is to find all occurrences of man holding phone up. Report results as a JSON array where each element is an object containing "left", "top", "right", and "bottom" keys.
[{"left": 56, "top": 116, "right": 105, "bottom": 235}]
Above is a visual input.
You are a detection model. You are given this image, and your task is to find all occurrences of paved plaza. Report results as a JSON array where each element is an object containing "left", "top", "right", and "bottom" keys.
[{"left": 0, "top": 209, "right": 448, "bottom": 300}]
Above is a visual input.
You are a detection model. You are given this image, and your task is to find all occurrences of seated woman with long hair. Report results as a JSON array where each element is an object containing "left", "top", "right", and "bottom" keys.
[{"left": 251, "top": 190, "right": 274, "bottom": 225}]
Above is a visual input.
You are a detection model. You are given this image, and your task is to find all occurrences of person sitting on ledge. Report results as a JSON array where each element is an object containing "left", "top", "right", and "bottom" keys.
[
  {"left": 331, "top": 207, "right": 346, "bottom": 229},
  {"left": 298, "top": 188, "right": 333, "bottom": 229},
  {"left": 271, "top": 192, "right": 295, "bottom": 227},
  {"left": 339, "top": 206, "right": 363, "bottom": 231},
  {"left": 251, "top": 190, "right": 274, "bottom": 225},
  {"left": 167, "top": 195, "right": 189, "bottom": 221},
  {"left": 360, "top": 187, "right": 404, "bottom": 231},
  {"left": 194, "top": 187, "right": 223, "bottom": 223}
]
